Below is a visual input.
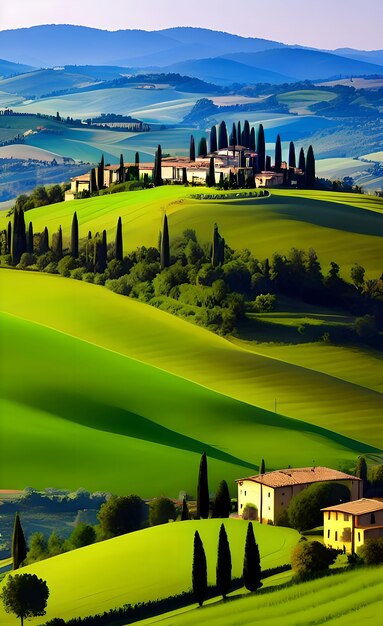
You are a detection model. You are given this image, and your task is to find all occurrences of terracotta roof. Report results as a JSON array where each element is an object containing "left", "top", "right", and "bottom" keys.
[
  {"left": 322, "top": 499, "right": 383, "bottom": 515},
  {"left": 72, "top": 174, "right": 90, "bottom": 182},
  {"left": 356, "top": 524, "right": 383, "bottom": 531},
  {"left": 237, "top": 466, "right": 361, "bottom": 488}
]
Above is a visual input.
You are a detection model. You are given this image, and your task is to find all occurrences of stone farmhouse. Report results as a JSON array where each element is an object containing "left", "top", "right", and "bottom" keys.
[
  {"left": 65, "top": 145, "right": 295, "bottom": 200},
  {"left": 236, "top": 466, "right": 363, "bottom": 524},
  {"left": 322, "top": 498, "right": 383, "bottom": 554}
]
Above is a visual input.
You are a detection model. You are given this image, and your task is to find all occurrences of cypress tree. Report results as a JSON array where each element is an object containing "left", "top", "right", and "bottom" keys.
[
  {"left": 100, "top": 229, "right": 108, "bottom": 272},
  {"left": 119, "top": 153, "right": 125, "bottom": 184},
  {"left": 192, "top": 531, "right": 207, "bottom": 607},
  {"left": 216, "top": 523, "right": 232, "bottom": 599},
  {"left": 115, "top": 216, "right": 123, "bottom": 261},
  {"left": 257, "top": 124, "right": 265, "bottom": 172},
  {"left": 154, "top": 144, "right": 163, "bottom": 186},
  {"left": 265, "top": 156, "right": 271, "bottom": 171},
  {"left": 212, "top": 223, "right": 221, "bottom": 268},
  {"left": 243, "top": 120, "right": 250, "bottom": 148},
  {"left": 40, "top": 226, "right": 49, "bottom": 254},
  {"left": 71, "top": 212, "right": 79, "bottom": 258},
  {"left": 260, "top": 459, "right": 265, "bottom": 475},
  {"left": 11, "top": 208, "right": 19, "bottom": 263},
  {"left": 27, "top": 222, "right": 33, "bottom": 254},
  {"left": 275, "top": 134, "right": 282, "bottom": 171},
  {"left": 237, "top": 121, "right": 242, "bottom": 147},
  {"left": 298, "top": 147, "right": 306, "bottom": 172},
  {"left": 56, "top": 226, "right": 63, "bottom": 259},
  {"left": 190, "top": 135, "right": 196, "bottom": 161},
  {"left": 306, "top": 145, "right": 316, "bottom": 188},
  {"left": 7, "top": 221, "right": 11, "bottom": 254},
  {"left": 250, "top": 127, "right": 256, "bottom": 151},
  {"left": 197, "top": 452, "right": 209, "bottom": 519},
  {"left": 208, "top": 157, "right": 215, "bottom": 187},
  {"left": 198, "top": 137, "right": 207, "bottom": 158},
  {"left": 86, "top": 230, "right": 92, "bottom": 265},
  {"left": 160, "top": 213, "right": 170, "bottom": 269},
  {"left": 181, "top": 497, "right": 189, "bottom": 521},
  {"left": 98, "top": 154, "right": 105, "bottom": 189},
  {"left": 230, "top": 123, "right": 237, "bottom": 147},
  {"left": 218, "top": 121, "right": 228, "bottom": 150},
  {"left": 210, "top": 125, "right": 217, "bottom": 153},
  {"left": 356, "top": 456, "right": 368, "bottom": 484},
  {"left": 243, "top": 522, "right": 262, "bottom": 592},
  {"left": 90, "top": 168, "right": 98, "bottom": 195},
  {"left": 12, "top": 513, "right": 27, "bottom": 570},
  {"left": 288, "top": 141, "right": 296, "bottom": 169},
  {"left": 135, "top": 151, "right": 140, "bottom": 168},
  {"left": 214, "top": 480, "right": 231, "bottom": 518}
]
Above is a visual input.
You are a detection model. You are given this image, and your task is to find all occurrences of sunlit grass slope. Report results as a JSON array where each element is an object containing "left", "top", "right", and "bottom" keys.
[
  {"left": 0, "top": 520, "right": 299, "bottom": 625},
  {"left": 1, "top": 270, "right": 382, "bottom": 457},
  {"left": 2, "top": 188, "right": 382, "bottom": 277},
  {"left": 141, "top": 565, "right": 383, "bottom": 626}
]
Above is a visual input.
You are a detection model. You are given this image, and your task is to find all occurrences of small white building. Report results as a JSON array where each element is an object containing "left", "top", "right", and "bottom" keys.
[{"left": 237, "top": 466, "right": 363, "bottom": 524}]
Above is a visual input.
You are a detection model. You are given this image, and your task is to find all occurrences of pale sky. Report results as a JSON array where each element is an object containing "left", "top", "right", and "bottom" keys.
[{"left": 0, "top": 0, "right": 382, "bottom": 50}]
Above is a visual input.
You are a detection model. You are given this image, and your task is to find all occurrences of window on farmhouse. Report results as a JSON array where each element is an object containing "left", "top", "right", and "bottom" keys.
[
  {"left": 344, "top": 514, "right": 349, "bottom": 521},
  {"left": 327, "top": 530, "right": 330, "bottom": 539},
  {"left": 268, "top": 492, "right": 271, "bottom": 498},
  {"left": 371, "top": 513, "right": 376, "bottom": 524},
  {"left": 336, "top": 512, "right": 338, "bottom": 520},
  {"left": 244, "top": 491, "right": 247, "bottom": 496},
  {"left": 358, "top": 532, "right": 361, "bottom": 542},
  {"left": 335, "top": 531, "right": 338, "bottom": 541},
  {"left": 328, "top": 512, "right": 331, "bottom": 520}
]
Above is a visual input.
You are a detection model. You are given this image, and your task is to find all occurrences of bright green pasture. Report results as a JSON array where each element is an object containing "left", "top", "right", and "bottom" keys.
[
  {"left": 2, "top": 187, "right": 382, "bottom": 277},
  {"left": 141, "top": 565, "right": 383, "bottom": 626},
  {"left": 0, "top": 520, "right": 298, "bottom": 624},
  {"left": 1, "top": 271, "right": 382, "bottom": 465},
  {"left": 1, "top": 305, "right": 375, "bottom": 494}
]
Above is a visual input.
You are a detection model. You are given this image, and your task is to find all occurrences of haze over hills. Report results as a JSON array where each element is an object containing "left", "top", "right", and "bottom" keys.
[{"left": 0, "top": 58, "right": 34, "bottom": 78}]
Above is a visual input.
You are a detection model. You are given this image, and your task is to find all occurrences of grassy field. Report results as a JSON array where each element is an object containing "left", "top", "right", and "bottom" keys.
[
  {"left": 0, "top": 519, "right": 299, "bottom": 625},
  {"left": 140, "top": 565, "right": 383, "bottom": 626}
]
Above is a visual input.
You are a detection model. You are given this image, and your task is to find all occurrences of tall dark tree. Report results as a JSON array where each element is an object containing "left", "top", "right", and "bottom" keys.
[
  {"left": 115, "top": 216, "right": 123, "bottom": 261},
  {"left": 89, "top": 168, "right": 98, "bottom": 195},
  {"left": 192, "top": 531, "right": 207, "bottom": 607},
  {"left": 197, "top": 452, "right": 209, "bottom": 519},
  {"left": 275, "top": 134, "right": 282, "bottom": 171},
  {"left": 216, "top": 523, "right": 232, "bottom": 599},
  {"left": 208, "top": 157, "right": 215, "bottom": 187},
  {"left": 182, "top": 167, "right": 188, "bottom": 184},
  {"left": 237, "top": 121, "right": 242, "bottom": 147},
  {"left": 85, "top": 230, "right": 92, "bottom": 265},
  {"left": 230, "top": 123, "right": 237, "bottom": 147},
  {"left": 181, "top": 497, "right": 189, "bottom": 521},
  {"left": 288, "top": 141, "right": 296, "bottom": 169},
  {"left": 249, "top": 127, "right": 256, "bottom": 151},
  {"left": 265, "top": 155, "right": 271, "bottom": 171},
  {"left": 210, "top": 125, "right": 217, "bottom": 153},
  {"left": 306, "top": 145, "right": 316, "bottom": 188},
  {"left": 212, "top": 223, "right": 225, "bottom": 268},
  {"left": 257, "top": 124, "right": 265, "bottom": 172},
  {"left": 260, "top": 459, "right": 265, "bottom": 475},
  {"left": 218, "top": 121, "right": 228, "bottom": 150},
  {"left": 99, "top": 229, "right": 108, "bottom": 273},
  {"left": 12, "top": 208, "right": 27, "bottom": 264},
  {"left": 214, "top": 480, "right": 231, "bottom": 518},
  {"left": 153, "top": 144, "right": 163, "bottom": 187},
  {"left": 71, "top": 212, "right": 79, "bottom": 258},
  {"left": 298, "top": 147, "right": 306, "bottom": 172},
  {"left": 40, "top": 227, "right": 49, "bottom": 254},
  {"left": 190, "top": 135, "right": 196, "bottom": 161},
  {"left": 160, "top": 213, "right": 170, "bottom": 269},
  {"left": 98, "top": 154, "right": 105, "bottom": 189},
  {"left": 242, "top": 120, "right": 250, "bottom": 148},
  {"left": 356, "top": 456, "right": 368, "bottom": 485},
  {"left": 135, "top": 151, "right": 140, "bottom": 168},
  {"left": 7, "top": 221, "right": 12, "bottom": 254},
  {"left": 119, "top": 153, "right": 125, "bottom": 184},
  {"left": 243, "top": 522, "right": 262, "bottom": 592},
  {"left": 198, "top": 137, "right": 207, "bottom": 158},
  {"left": 55, "top": 226, "right": 63, "bottom": 259},
  {"left": 12, "top": 514, "right": 27, "bottom": 570},
  {"left": 26, "top": 222, "right": 33, "bottom": 254}
]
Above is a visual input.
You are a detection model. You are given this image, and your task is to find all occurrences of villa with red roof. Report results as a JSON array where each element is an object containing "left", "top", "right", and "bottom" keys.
[
  {"left": 236, "top": 466, "right": 363, "bottom": 524},
  {"left": 322, "top": 498, "right": 383, "bottom": 553}
]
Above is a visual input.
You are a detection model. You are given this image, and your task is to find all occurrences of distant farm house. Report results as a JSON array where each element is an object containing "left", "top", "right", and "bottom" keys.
[
  {"left": 236, "top": 466, "right": 363, "bottom": 525},
  {"left": 322, "top": 499, "right": 383, "bottom": 553}
]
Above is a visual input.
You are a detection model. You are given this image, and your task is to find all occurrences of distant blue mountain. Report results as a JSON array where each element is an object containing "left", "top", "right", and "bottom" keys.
[
  {"left": 0, "top": 58, "right": 34, "bottom": 78},
  {"left": 333, "top": 48, "right": 383, "bottom": 67}
]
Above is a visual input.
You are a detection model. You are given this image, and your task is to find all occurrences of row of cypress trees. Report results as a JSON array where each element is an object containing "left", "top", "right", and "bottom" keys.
[{"left": 192, "top": 521, "right": 262, "bottom": 606}]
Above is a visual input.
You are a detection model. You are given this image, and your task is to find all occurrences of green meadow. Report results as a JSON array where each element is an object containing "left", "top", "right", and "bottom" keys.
[
  {"left": 0, "top": 520, "right": 299, "bottom": 624},
  {"left": 141, "top": 565, "right": 383, "bottom": 626}
]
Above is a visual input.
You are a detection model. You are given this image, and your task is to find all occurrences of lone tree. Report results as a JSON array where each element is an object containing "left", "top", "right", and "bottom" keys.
[
  {"left": 118, "top": 153, "right": 125, "bottom": 184},
  {"left": 288, "top": 141, "right": 296, "bottom": 169},
  {"left": 12, "top": 514, "right": 27, "bottom": 570},
  {"left": 213, "top": 480, "right": 231, "bottom": 518},
  {"left": 197, "top": 452, "right": 209, "bottom": 519},
  {"left": 243, "top": 521, "right": 262, "bottom": 592},
  {"left": 355, "top": 456, "right": 368, "bottom": 486},
  {"left": 115, "top": 216, "right": 123, "bottom": 261},
  {"left": 306, "top": 145, "right": 316, "bottom": 187},
  {"left": 0, "top": 573, "right": 49, "bottom": 626},
  {"left": 298, "top": 147, "right": 306, "bottom": 172},
  {"left": 260, "top": 459, "right": 265, "bottom": 475},
  {"left": 198, "top": 137, "right": 207, "bottom": 158},
  {"left": 190, "top": 135, "right": 196, "bottom": 161},
  {"left": 181, "top": 497, "right": 189, "bottom": 521},
  {"left": 275, "top": 134, "right": 282, "bottom": 171},
  {"left": 97, "top": 495, "right": 144, "bottom": 538},
  {"left": 160, "top": 213, "right": 170, "bottom": 269},
  {"left": 89, "top": 168, "right": 98, "bottom": 194},
  {"left": 192, "top": 531, "right": 207, "bottom": 607},
  {"left": 256, "top": 124, "right": 265, "bottom": 172},
  {"left": 216, "top": 523, "right": 232, "bottom": 599},
  {"left": 210, "top": 124, "right": 217, "bottom": 153},
  {"left": 40, "top": 227, "right": 49, "bottom": 254},
  {"left": 98, "top": 153, "right": 105, "bottom": 189},
  {"left": 208, "top": 156, "right": 215, "bottom": 187},
  {"left": 292, "top": 541, "right": 338, "bottom": 577},
  {"left": 153, "top": 144, "right": 163, "bottom": 187},
  {"left": 149, "top": 496, "right": 177, "bottom": 526},
  {"left": 71, "top": 211, "right": 79, "bottom": 258}
]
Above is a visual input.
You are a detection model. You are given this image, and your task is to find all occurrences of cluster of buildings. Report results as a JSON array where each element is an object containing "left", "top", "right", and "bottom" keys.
[
  {"left": 65, "top": 146, "right": 301, "bottom": 201},
  {"left": 237, "top": 465, "right": 383, "bottom": 554}
]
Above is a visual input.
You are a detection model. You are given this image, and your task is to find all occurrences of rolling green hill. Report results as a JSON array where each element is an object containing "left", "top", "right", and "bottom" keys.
[{"left": 141, "top": 565, "right": 383, "bottom": 626}]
